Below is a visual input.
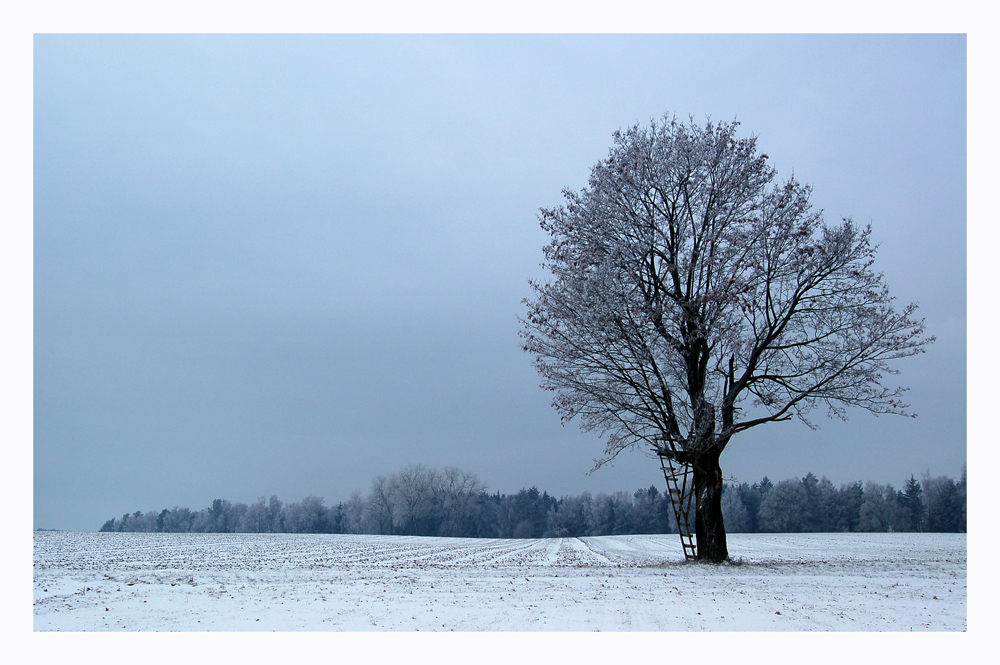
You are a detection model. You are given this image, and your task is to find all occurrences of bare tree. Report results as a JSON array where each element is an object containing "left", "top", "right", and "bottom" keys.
[
  {"left": 390, "top": 463, "right": 438, "bottom": 535},
  {"left": 521, "top": 115, "right": 932, "bottom": 562},
  {"left": 241, "top": 497, "right": 270, "bottom": 533},
  {"left": 341, "top": 490, "right": 366, "bottom": 534},
  {"left": 438, "top": 466, "right": 486, "bottom": 536},
  {"left": 366, "top": 475, "right": 396, "bottom": 534},
  {"left": 267, "top": 495, "right": 284, "bottom": 533}
]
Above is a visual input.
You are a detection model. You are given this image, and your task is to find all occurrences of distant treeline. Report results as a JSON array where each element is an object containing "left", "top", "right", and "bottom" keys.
[{"left": 99, "top": 463, "right": 967, "bottom": 537}]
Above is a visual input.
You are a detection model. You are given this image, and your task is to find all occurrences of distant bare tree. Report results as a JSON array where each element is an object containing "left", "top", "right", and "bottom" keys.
[
  {"left": 390, "top": 463, "right": 438, "bottom": 535},
  {"left": 341, "top": 490, "right": 366, "bottom": 534},
  {"left": 241, "top": 497, "right": 270, "bottom": 533},
  {"left": 758, "top": 479, "right": 808, "bottom": 533},
  {"left": 720, "top": 487, "right": 750, "bottom": 533},
  {"left": 284, "top": 496, "right": 328, "bottom": 533},
  {"left": 365, "top": 475, "right": 396, "bottom": 534},
  {"left": 438, "top": 466, "right": 486, "bottom": 536},
  {"left": 858, "top": 482, "right": 901, "bottom": 532},
  {"left": 267, "top": 495, "right": 284, "bottom": 533}
]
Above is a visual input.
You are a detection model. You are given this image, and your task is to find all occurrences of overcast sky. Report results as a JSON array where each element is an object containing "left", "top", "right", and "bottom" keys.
[{"left": 33, "top": 34, "right": 966, "bottom": 531}]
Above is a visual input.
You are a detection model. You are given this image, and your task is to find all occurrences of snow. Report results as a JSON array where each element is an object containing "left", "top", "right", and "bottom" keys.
[{"left": 33, "top": 531, "right": 965, "bottom": 632}]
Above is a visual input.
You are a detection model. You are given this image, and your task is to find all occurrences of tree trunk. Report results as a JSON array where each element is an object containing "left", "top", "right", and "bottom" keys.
[{"left": 693, "top": 448, "right": 729, "bottom": 563}]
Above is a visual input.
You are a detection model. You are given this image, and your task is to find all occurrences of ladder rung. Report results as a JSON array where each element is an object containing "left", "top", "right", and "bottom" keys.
[{"left": 660, "top": 454, "right": 696, "bottom": 561}]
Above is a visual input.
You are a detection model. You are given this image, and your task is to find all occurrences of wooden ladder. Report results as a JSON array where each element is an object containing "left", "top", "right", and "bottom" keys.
[{"left": 659, "top": 453, "right": 697, "bottom": 561}]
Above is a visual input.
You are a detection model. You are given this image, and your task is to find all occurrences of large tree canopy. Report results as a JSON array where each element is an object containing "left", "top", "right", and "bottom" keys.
[{"left": 521, "top": 116, "right": 932, "bottom": 561}]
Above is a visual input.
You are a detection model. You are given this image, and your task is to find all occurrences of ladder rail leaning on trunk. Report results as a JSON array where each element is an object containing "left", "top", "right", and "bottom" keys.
[{"left": 659, "top": 452, "right": 697, "bottom": 561}]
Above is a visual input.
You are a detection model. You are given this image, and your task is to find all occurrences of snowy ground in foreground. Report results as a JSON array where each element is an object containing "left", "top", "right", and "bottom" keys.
[{"left": 33, "top": 531, "right": 965, "bottom": 631}]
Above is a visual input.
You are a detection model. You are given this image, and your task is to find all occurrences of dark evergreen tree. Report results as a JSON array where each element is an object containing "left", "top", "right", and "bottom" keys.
[
  {"left": 800, "top": 473, "right": 823, "bottom": 532},
  {"left": 830, "top": 481, "right": 864, "bottom": 532},
  {"left": 924, "top": 475, "right": 963, "bottom": 533},
  {"left": 736, "top": 483, "right": 762, "bottom": 533},
  {"left": 957, "top": 465, "right": 967, "bottom": 532},
  {"left": 898, "top": 475, "right": 925, "bottom": 532},
  {"left": 813, "top": 477, "right": 839, "bottom": 532}
]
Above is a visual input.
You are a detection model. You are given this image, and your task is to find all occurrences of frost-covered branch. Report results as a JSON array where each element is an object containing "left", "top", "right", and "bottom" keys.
[{"left": 520, "top": 115, "right": 933, "bottom": 466}]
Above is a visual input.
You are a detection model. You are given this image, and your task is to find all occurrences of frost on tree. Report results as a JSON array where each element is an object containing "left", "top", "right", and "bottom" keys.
[{"left": 520, "top": 116, "right": 932, "bottom": 563}]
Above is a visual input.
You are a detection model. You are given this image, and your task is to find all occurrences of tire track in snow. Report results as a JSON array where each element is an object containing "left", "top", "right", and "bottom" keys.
[{"left": 542, "top": 538, "right": 563, "bottom": 566}]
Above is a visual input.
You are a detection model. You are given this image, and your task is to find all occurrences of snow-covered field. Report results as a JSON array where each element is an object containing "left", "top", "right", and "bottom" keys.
[{"left": 33, "top": 531, "right": 965, "bottom": 631}]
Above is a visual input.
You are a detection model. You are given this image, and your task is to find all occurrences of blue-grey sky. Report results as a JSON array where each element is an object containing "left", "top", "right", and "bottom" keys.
[{"left": 34, "top": 34, "right": 966, "bottom": 531}]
